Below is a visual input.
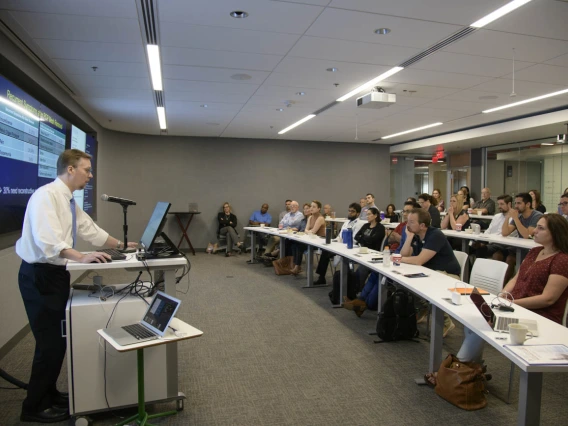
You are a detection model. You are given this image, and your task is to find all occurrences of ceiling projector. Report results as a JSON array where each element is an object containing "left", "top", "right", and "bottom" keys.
[{"left": 356, "top": 91, "right": 396, "bottom": 109}]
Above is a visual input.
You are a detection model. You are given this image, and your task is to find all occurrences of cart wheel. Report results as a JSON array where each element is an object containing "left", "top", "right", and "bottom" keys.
[
  {"left": 176, "top": 398, "right": 184, "bottom": 411},
  {"left": 72, "top": 415, "right": 93, "bottom": 426}
]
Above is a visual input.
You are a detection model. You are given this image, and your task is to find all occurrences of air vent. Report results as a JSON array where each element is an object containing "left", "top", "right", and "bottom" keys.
[
  {"left": 399, "top": 27, "right": 476, "bottom": 68},
  {"left": 139, "top": 0, "right": 158, "bottom": 44},
  {"left": 154, "top": 90, "right": 164, "bottom": 107}
]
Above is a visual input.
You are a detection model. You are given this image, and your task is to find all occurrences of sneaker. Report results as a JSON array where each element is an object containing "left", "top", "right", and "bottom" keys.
[{"left": 443, "top": 320, "right": 455, "bottom": 338}]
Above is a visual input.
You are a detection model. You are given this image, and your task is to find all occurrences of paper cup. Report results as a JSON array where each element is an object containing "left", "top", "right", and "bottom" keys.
[
  {"left": 456, "top": 223, "right": 463, "bottom": 232},
  {"left": 392, "top": 253, "right": 402, "bottom": 266},
  {"left": 359, "top": 247, "right": 368, "bottom": 254},
  {"left": 260, "top": 224, "right": 265, "bottom": 227}
]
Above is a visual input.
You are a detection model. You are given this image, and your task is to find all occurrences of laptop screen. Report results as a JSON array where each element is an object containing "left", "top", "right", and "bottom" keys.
[
  {"left": 470, "top": 287, "right": 495, "bottom": 325},
  {"left": 141, "top": 291, "right": 181, "bottom": 336},
  {"left": 140, "top": 202, "right": 171, "bottom": 253}
]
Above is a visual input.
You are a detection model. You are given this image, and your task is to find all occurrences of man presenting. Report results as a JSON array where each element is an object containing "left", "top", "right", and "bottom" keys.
[{"left": 16, "top": 149, "right": 137, "bottom": 423}]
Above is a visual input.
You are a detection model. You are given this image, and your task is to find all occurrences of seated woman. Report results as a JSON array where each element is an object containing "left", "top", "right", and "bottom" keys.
[
  {"left": 529, "top": 189, "right": 546, "bottom": 214},
  {"left": 460, "top": 185, "right": 474, "bottom": 209},
  {"left": 432, "top": 188, "right": 445, "bottom": 212},
  {"left": 216, "top": 202, "right": 243, "bottom": 257},
  {"left": 348, "top": 208, "right": 385, "bottom": 304},
  {"left": 441, "top": 194, "right": 471, "bottom": 230},
  {"left": 385, "top": 204, "right": 398, "bottom": 223},
  {"left": 425, "top": 214, "right": 568, "bottom": 386},
  {"left": 290, "top": 201, "right": 325, "bottom": 275}
]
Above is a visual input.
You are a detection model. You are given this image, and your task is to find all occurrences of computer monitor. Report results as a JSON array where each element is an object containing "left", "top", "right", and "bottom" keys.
[{"left": 139, "top": 201, "right": 171, "bottom": 254}]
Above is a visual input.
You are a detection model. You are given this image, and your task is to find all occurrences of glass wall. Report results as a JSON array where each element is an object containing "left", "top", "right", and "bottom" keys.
[{"left": 486, "top": 138, "right": 566, "bottom": 212}]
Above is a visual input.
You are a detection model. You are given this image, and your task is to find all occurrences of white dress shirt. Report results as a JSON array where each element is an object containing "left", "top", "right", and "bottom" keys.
[
  {"left": 485, "top": 212, "right": 518, "bottom": 237},
  {"left": 16, "top": 178, "right": 109, "bottom": 265}
]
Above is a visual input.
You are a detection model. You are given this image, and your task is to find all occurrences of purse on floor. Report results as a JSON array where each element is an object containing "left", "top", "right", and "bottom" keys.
[
  {"left": 435, "top": 354, "right": 487, "bottom": 411},
  {"left": 273, "top": 256, "right": 293, "bottom": 275}
]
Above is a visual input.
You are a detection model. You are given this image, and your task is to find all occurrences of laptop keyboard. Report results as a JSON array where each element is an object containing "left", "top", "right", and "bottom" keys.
[
  {"left": 496, "top": 316, "right": 519, "bottom": 331},
  {"left": 96, "top": 248, "right": 127, "bottom": 260},
  {"left": 122, "top": 323, "right": 157, "bottom": 340}
]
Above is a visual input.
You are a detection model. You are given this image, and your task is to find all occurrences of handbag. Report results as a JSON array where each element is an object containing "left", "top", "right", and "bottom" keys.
[
  {"left": 273, "top": 256, "right": 293, "bottom": 275},
  {"left": 435, "top": 354, "right": 487, "bottom": 410}
]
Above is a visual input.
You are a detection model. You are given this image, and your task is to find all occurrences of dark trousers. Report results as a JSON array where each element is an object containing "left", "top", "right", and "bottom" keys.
[
  {"left": 291, "top": 242, "right": 307, "bottom": 266},
  {"left": 18, "top": 261, "right": 70, "bottom": 413},
  {"left": 316, "top": 250, "right": 334, "bottom": 277}
]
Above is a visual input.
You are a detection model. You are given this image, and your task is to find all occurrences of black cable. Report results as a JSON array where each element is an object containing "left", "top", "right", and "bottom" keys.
[{"left": 0, "top": 368, "right": 27, "bottom": 390}]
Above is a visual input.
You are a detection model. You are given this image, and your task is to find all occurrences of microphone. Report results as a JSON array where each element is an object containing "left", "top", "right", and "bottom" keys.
[{"left": 101, "top": 194, "right": 137, "bottom": 206}]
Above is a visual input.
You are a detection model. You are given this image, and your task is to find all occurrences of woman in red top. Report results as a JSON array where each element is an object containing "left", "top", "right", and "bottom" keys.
[{"left": 425, "top": 214, "right": 568, "bottom": 385}]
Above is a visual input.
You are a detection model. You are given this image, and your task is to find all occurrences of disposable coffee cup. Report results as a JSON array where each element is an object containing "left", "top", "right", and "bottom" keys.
[
  {"left": 465, "top": 228, "right": 473, "bottom": 234},
  {"left": 260, "top": 224, "right": 265, "bottom": 227},
  {"left": 509, "top": 323, "right": 533, "bottom": 345},
  {"left": 456, "top": 223, "right": 463, "bottom": 231},
  {"left": 392, "top": 253, "right": 402, "bottom": 266},
  {"left": 468, "top": 208, "right": 473, "bottom": 214},
  {"left": 359, "top": 247, "right": 368, "bottom": 254}
]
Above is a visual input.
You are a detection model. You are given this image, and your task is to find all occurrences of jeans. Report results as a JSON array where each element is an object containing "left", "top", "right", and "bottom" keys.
[{"left": 456, "top": 327, "right": 485, "bottom": 363}]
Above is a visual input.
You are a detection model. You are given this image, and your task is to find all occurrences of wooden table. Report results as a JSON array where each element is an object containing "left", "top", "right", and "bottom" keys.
[{"left": 168, "top": 211, "right": 201, "bottom": 255}]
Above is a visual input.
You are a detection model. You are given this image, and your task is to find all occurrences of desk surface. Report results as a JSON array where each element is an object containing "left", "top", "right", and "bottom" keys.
[
  {"left": 98, "top": 317, "right": 203, "bottom": 352},
  {"left": 66, "top": 252, "right": 188, "bottom": 271},
  {"left": 244, "top": 226, "right": 567, "bottom": 373},
  {"left": 441, "top": 211, "right": 494, "bottom": 220},
  {"left": 168, "top": 211, "right": 201, "bottom": 214}
]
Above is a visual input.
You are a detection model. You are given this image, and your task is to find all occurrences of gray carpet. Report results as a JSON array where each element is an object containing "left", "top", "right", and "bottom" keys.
[{"left": 1, "top": 252, "right": 568, "bottom": 425}]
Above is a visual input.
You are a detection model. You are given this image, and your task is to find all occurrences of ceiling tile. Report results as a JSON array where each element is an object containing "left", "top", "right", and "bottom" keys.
[
  {"left": 506, "top": 64, "right": 568, "bottom": 87},
  {"left": 166, "top": 100, "right": 244, "bottom": 114},
  {"left": 10, "top": 11, "right": 141, "bottom": 43},
  {"left": 443, "top": 29, "right": 568, "bottom": 63},
  {"left": 34, "top": 39, "right": 146, "bottom": 62},
  {"left": 52, "top": 59, "right": 149, "bottom": 78},
  {"left": 545, "top": 53, "right": 568, "bottom": 68},
  {"left": 161, "top": 23, "right": 300, "bottom": 55},
  {"left": 75, "top": 87, "right": 153, "bottom": 101},
  {"left": 388, "top": 68, "right": 492, "bottom": 89},
  {"left": 163, "top": 80, "right": 258, "bottom": 96},
  {"left": 288, "top": 36, "right": 421, "bottom": 66},
  {"left": 1, "top": 0, "right": 137, "bottom": 18},
  {"left": 163, "top": 64, "right": 269, "bottom": 84},
  {"left": 66, "top": 74, "right": 150, "bottom": 90},
  {"left": 162, "top": 46, "right": 282, "bottom": 71},
  {"left": 328, "top": 0, "right": 507, "bottom": 26},
  {"left": 306, "top": 8, "right": 463, "bottom": 49},
  {"left": 159, "top": 0, "right": 324, "bottom": 34}
]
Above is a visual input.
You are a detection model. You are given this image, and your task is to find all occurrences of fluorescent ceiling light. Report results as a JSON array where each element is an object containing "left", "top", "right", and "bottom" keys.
[
  {"left": 414, "top": 159, "right": 444, "bottom": 163},
  {"left": 541, "top": 142, "right": 555, "bottom": 146},
  {"left": 157, "top": 106, "right": 167, "bottom": 129},
  {"left": 278, "top": 114, "right": 316, "bottom": 135},
  {"left": 482, "top": 88, "right": 568, "bottom": 113},
  {"left": 336, "top": 67, "right": 404, "bottom": 102},
  {"left": 147, "top": 44, "right": 163, "bottom": 91},
  {"left": 0, "top": 96, "right": 41, "bottom": 121},
  {"left": 470, "top": 0, "right": 533, "bottom": 28},
  {"left": 381, "top": 122, "right": 443, "bottom": 139}
]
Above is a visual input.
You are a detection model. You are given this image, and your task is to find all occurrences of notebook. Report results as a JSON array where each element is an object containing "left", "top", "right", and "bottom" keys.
[
  {"left": 103, "top": 291, "right": 181, "bottom": 346},
  {"left": 469, "top": 287, "right": 539, "bottom": 336}
]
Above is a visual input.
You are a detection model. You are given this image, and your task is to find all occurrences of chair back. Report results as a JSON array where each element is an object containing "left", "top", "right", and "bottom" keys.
[
  {"left": 563, "top": 298, "right": 568, "bottom": 327},
  {"left": 453, "top": 250, "right": 469, "bottom": 281},
  {"left": 469, "top": 258, "right": 508, "bottom": 294}
]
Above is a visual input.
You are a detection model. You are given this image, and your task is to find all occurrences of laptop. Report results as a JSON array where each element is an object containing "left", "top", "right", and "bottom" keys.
[
  {"left": 104, "top": 291, "right": 182, "bottom": 346},
  {"left": 470, "top": 287, "right": 539, "bottom": 336}
]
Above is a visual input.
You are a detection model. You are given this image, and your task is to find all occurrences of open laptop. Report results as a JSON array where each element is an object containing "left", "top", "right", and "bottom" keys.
[
  {"left": 470, "top": 287, "right": 539, "bottom": 336},
  {"left": 104, "top": 291, "right": 182, "bottom": 346}
]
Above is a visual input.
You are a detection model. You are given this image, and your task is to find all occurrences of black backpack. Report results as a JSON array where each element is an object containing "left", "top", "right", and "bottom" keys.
[{"left": 375, "top": 288, "right": 419, "bottom": 342}]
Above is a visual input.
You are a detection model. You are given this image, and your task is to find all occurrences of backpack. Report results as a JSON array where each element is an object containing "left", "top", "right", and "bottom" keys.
[
  {"left": 375, "top": 288, "right": 419, "bottom": 342},
  {"left": 328, "top": 270, "right": 357, "bottom": 305}
]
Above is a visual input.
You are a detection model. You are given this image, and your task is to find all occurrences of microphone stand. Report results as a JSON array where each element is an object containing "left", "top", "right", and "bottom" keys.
[{"left": 120, "top": 203, "right": 136, "bottom": 253}]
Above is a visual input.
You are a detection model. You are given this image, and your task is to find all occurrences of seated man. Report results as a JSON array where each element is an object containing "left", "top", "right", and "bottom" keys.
[
  {"left": 401, "top": 208, "right": 461, "bottom": 336},
  {"left": 387, "top": 201, "right": 419, "bottom": 252},
  {"left": 500, "top": 192, "right": 543, "bottom": 283},
  {"left": 418, "top": 193, "right": 441, "bottom": 228},
  {"left": 472, "top": 187, "right": 496, "bottom": 215},
  {"left": 264, "top": 200, "right": 292, "bottom": 256},
  {"left": 247, "top": 203, "right": 272, "bottom": 254},
  {"left": 314, "top": 203, "right": 364, "bottom": 285},
  {"left": 360, "top": 193, "right": 377, "bottom": 219},
  {"left": 323, "top": 204, "right": 332, "bottom": 217},
  {"left": 559, "top": 193, "right": 568, "bottom": 219},
  {"left": 473, "top": 195, "right": 515, "bottom": 259},
  {"left": 425, "top": 214, "right": 568, "bottom": 386},
  {"left": 279, "top": 200, "right": 304, "bottom": 230}
]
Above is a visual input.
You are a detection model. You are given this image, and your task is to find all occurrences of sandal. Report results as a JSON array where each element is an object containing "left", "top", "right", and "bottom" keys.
[{"left": 424, "top": 372, "right": 437, "bottom": 388}]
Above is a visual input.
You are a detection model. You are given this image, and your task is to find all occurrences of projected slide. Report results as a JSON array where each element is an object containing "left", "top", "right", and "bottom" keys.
[{"left": 71, "top": 125, "right": 86, "bottom": 210}]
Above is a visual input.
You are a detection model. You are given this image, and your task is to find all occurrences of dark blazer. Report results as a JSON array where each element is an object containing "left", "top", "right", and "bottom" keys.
[{"left": 218, "top": 212, "right": 238, "bottom": 234}]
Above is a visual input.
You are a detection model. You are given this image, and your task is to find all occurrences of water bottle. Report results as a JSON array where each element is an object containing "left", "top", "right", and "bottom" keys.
[
  {"left": 383, "top": 245, "right": 391, "bottom": 267},
  {"left": 380, "top": 211, "right": 385, "bottom": 221},
  {"left": 325, "top": 225, "right": 332, "bottom": 244},
  {"left": 345, "top": 228, "right": 353, "bottom": 249},
  {"left": 341, "top": 229, "right": 347, "bottom": 243}
]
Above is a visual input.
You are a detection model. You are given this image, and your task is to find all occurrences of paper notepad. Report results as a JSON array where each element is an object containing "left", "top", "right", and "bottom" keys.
[
  {"left": 448, "top": 288, "right": 489, "bottom": 295},
  {"left": 505, "top": 344, "right": 568, "bottom": 365}
]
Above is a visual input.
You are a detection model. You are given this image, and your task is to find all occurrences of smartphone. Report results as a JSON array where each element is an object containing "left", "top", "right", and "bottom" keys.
[
  {"left": 404, "top": 273, "right": 429, "bottom": 278},
  {"left": 369, "top": 259, "right": 383, "bottom": 264}
]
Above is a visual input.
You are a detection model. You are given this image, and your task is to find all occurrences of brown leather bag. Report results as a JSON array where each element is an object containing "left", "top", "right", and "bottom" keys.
[
  {"left": 273, "top": 256, "right": 293, "bottom": 275},
  {"left": 435, "top": 354, "right": 487, "bottom": 410}
]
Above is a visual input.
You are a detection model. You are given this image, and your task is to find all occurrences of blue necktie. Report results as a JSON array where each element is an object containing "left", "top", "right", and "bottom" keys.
[{"left": 70, "top": 197, "right": 77, "bottom": 248}]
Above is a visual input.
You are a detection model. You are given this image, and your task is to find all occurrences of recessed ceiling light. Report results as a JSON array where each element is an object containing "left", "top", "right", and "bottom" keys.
[
  {"left": 326, "top": 67, "right": 338, "bottom": 72},
  {"left": 374, "top": 28, "right": 391, "bottom": 35},
  {"left": 479, "top": 95, "right": 499, "bottom": 100},
  {"left": 296, "top": 92, "right": 306, "bottom": 96},
  {"left": 200, "top": 104, "right": 208, "bottom": 108},
  {"left": 230, "top": 10, "right": 248, "bottom": 18},
  {"left": 231, "top": 73, "right": 252, "bottom": 80}
]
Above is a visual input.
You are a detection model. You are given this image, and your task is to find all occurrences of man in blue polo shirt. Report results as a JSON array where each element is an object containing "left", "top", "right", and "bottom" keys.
[{"left": 249, "top": 203, "right": 272, "bottom": 226}]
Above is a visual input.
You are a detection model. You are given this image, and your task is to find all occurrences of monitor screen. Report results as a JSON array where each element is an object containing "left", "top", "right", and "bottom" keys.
[
  {"left": 139, "top": 201, "right": 171, "bottom": 253},
  {"left": 142, "top": 291, "right": 181, "bottom": 334}
]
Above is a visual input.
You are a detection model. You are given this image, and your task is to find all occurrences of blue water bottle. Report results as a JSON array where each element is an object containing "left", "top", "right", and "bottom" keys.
[
  {"left": 345, "top": 228, "right": 353, "bottom": 249},
  {"left": 380, "top": 211, "right": 385, "bottom": 221}
]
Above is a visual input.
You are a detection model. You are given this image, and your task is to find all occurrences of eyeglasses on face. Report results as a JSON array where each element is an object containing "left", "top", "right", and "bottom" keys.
[{"left": 558, "top": 202, "right": 568, "bottom": 207}]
